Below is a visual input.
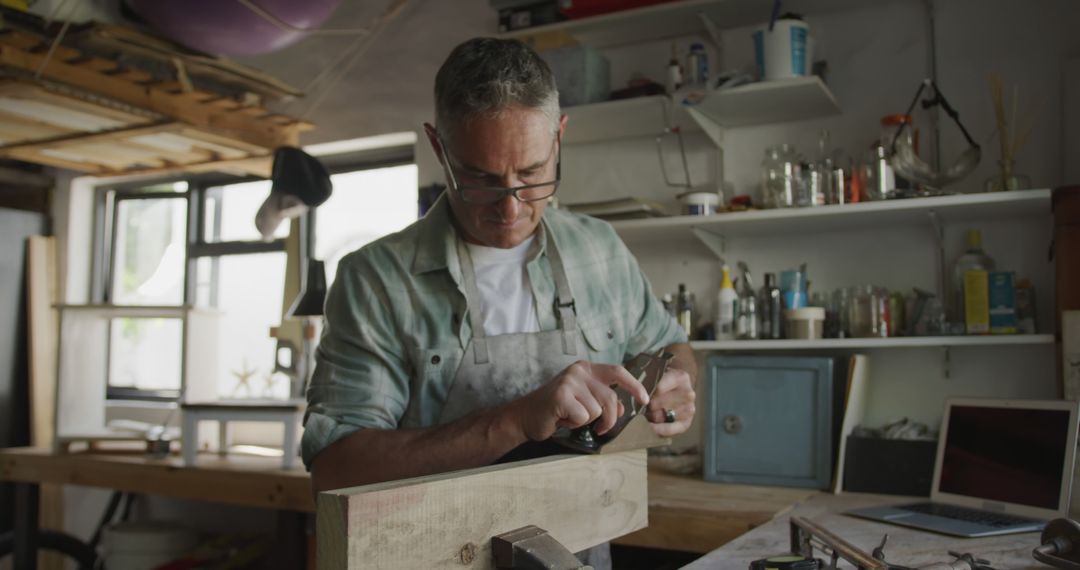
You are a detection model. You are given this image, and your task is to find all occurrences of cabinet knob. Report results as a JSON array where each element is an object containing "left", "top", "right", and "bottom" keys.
[{"left": 722, "top": 414, "right": 743, "bottom": 434}]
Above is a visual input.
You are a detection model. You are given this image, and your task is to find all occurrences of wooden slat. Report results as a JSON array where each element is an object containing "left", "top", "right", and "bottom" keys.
[
  {"left": 0, "top": 80, "right": 157, "bottom": 125},
  {"left": 26, "top": 237, "right": 64, "bottom": 570},
  {"left": 317, "top": 450, "right": 648, "bottom": 570},
  {"left": 2, "top": 147, "right": 109, "bottom": 173},
  {"left": 0, "top": 45, "right": 306, "bottom": 148},
  {"left": 0, "top": 448, "right": 315, "bottom": 512},
  {"left": 0, "top": 122, "right": 176, "bottom": 153},
  {"left": 0, "top": 110, "right": 75, "bottom": 141}
]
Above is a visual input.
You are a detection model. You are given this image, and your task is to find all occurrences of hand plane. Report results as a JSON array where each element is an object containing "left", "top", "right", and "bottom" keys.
[{"left": 551, "top": 349, "right": 672, "bottom": 454}]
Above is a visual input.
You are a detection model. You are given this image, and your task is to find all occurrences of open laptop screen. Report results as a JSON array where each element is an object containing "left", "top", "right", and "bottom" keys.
[{"left": 939, "top": 405, "right": 1070, "bottom": 510}]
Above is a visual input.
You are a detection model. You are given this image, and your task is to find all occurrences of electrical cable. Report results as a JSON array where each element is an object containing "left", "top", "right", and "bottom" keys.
[
  {"left": 236, "top": 0, "right": 376, "bottom": 36},
  {"left": 298, "top": 0, "right": 410, "bottom": 120},
  {"left": 33, "top": 0, "right": 80, "bottom": 79}
]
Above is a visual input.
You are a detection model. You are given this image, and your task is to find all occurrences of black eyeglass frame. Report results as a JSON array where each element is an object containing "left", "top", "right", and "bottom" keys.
[{"left": 436, "top": 132, "right": 562, "bottom": 204}]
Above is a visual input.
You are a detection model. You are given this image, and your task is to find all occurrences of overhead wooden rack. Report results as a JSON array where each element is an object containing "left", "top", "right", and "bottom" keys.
[{"left": 0, "top": 23, "right": 313, "bottom": 177}]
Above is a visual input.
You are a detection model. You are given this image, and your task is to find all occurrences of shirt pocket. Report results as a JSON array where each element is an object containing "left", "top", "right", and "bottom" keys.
[
  {"left": 580, "top": 321, "right": 625, "bottom": 365},
  {"left": 403, "top": 346, "right": 462, "bottom": 428}
]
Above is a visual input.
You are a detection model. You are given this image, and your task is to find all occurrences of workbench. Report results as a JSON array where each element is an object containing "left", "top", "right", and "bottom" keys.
[
  {"left": 1, "top": 447, "right": 816, "bottom": 567},
  {"left": 0, "top": 447, "right": 313, "bottom": 570},
  {"left": 686, "top": 491, "right": 1047, "bottom": 568}
]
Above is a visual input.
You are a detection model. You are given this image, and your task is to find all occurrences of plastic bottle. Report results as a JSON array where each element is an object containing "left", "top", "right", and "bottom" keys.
[
  {"left": 735, "top": 263, "right": 759, "bottom": 340},
  {"left": 951, "top": 229, "right": 996, "bottom": 329},
  {"left": 676, "top": 283, "right": 693, "bottom": 337},
  {"left": 666, "top": 43, "right": 683, "bottom": 94},
  {"left": 716, "top": 266, "right": 737, "bottom": 341},
  {"left": 759, "top": 273, "right": 782, "bottom": 339}
]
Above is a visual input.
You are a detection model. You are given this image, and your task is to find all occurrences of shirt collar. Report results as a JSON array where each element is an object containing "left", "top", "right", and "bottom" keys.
[{"left": 410, "top": 192, "right": 549, "bottom": 276}]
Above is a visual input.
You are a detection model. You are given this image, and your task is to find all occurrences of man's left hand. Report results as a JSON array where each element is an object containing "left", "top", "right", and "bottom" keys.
[{"left": 644, "top": 366, "right": 695, "bottom": 437}]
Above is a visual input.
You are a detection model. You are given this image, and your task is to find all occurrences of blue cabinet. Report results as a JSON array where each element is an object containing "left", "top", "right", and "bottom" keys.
[{"left": 704, "top": 355, "right": 839, "bottom": 489}]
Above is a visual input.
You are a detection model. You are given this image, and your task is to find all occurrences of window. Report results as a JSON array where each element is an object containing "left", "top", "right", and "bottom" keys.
[
  {"left": 317, "top": 164, "right": 419, "bottom": 286},
  {"left": 93, "top": 142, "right": 418, "bottom": 402}
]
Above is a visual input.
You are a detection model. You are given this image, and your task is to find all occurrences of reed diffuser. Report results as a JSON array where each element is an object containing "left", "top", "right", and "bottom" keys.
[{"left": 987, "top": 74, "right": 1034, "bottom": 191}]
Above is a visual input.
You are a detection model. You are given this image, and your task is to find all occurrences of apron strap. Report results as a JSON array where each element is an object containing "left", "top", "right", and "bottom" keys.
[
  {"left": 543, "top": 230, "right": 578, "bottom": 357},
  {"left": 455, "top": 238, "right": 490, "bottom": 365}
]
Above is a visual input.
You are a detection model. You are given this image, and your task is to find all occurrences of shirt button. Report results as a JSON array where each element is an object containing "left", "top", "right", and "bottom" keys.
[
  {"left": 606, "top": 329, "right": 614, "bottom": 339},
  {"left": 431, "top": 355, "right": 441, "bottom": 365}
]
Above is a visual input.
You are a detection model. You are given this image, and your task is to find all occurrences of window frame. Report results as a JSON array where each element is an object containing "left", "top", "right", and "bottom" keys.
[{"left": 90, "top": 142, "right": 416, "bottom": 401}]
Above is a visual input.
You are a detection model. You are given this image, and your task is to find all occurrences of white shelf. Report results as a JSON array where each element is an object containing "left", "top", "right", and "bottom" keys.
[
  {"left": 689, "top": 76, "right": 840, "bottom": 128},
  {"left": 563, "top": 76, "right": 840, "bottom": 144},
  {"left": 500, "top": 0, "right": 908, "bottom": 49},
  {"left": 610, "top": 189, "right": 1051, "bottom": 244},
  {"left": 563, "top": 95, "right": 675, "bottom": 144},
  {"left": 690, "top": 334, "right": 1055, "bottom": 351}
]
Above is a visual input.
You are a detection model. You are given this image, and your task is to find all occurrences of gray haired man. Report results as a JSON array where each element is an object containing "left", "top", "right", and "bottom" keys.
[{"left": 302, "top": 37, "right": 697, "bottom": 567}]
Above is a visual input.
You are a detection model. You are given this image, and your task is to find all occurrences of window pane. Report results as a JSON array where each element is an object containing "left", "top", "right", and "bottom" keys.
[
  {"left": 316, "top": 164, "right": 418, "bottom": 285},
  {"left": 205, "top": 180, "right": 290, "bottom": 242},
  {"left": 111, "top": 197, "right": 187, "bottom": 305},
  {"left": 198, "top": 252, "right": 289, "bottom": 399},
  {"left": 109, "top": 317, "right": 182, "bottom": 391}
]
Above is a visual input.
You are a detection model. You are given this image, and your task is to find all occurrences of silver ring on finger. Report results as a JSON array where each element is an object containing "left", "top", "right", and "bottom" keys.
[{"left": 663, "top": 408, "right": 676, "bottom": 424}]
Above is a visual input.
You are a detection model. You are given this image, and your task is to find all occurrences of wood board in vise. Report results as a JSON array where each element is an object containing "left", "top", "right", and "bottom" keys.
[
  {"left": 317, "top": 450, "right": 648, "bottom": 570},
  {"left": 0, "top": 17, "right": 313, "bottom": 177}
]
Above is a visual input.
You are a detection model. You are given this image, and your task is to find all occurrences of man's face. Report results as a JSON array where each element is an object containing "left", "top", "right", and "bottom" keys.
[{"left": 427, "top": 106, "right": 566, "bottom": 249}]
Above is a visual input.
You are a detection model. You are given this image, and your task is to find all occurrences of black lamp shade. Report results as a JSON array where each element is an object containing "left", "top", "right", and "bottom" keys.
[{"left": 288, "top": 259, "right": 327, "bottom": 317}]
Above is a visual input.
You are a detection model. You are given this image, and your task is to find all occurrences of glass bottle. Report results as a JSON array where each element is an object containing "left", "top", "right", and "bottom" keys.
[
  {"left": 676, "top": 283, "right": 693, "bottom": 337},
  {"left": 758, "top": 273, "right": 782, "bottom": 339},
  {"left": 951, "top": 229, "right": 996, "bottom": 328},
  {"left": 735, "top": 263, "right": 759, "bottom": 340}
]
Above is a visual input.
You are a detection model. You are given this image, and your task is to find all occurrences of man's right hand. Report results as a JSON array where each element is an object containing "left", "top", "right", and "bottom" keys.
[{"left": 507, "top": 360, "right": 650, "bottom": 442}]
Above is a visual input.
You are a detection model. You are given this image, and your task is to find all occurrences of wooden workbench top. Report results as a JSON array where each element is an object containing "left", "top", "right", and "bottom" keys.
[
  {"left": 615, "top": 471, "right": 818, "bottom": 553},
  {"left": 686, "top": 492, "right": 1044, "bottom": 568},
  {"left": 0, "top": 446, "right": 315, "bottom": 512}
]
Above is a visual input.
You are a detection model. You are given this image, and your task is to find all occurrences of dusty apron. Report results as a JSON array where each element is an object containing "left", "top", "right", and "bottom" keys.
[{"left": 437, "top": 230, "right": 612, "bottom": 570}]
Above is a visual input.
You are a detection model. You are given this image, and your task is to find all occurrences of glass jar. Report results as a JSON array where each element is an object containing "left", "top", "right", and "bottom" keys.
[
  {"left": 848, "top": 285, "right": 890, "bottom": 338},
  {"left": 761, "top": 144, "right": 803, "bottom": 208}
]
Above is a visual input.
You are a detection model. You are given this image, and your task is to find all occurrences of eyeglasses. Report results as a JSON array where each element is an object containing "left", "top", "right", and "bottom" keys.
[{"left": 437, "top": 133, "right": 561, "bottom": 204}]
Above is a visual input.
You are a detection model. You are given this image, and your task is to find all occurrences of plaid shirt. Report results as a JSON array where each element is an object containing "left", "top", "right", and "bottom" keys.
[{"left": 301, "top": 193, "right": 686, "bottom": 468}]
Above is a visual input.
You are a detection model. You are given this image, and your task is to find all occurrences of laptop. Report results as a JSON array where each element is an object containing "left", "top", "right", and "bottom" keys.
[{"left": 847, "top": 397, "right": 1079, "bottom": 537}]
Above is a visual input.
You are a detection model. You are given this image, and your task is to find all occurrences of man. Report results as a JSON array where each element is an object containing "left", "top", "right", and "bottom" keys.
[{"left": 302, "top": 37, "right": 697, "bottom": 564}]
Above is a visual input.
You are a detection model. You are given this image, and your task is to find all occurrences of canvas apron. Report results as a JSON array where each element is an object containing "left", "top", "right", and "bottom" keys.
[{"left": 437, "top": 231, "right": 611, "bottom": 569}]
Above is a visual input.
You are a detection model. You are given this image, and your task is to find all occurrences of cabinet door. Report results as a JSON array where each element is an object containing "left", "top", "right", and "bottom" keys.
[{"left": 704, "top": 355, "right": 834, "bottom": 489}]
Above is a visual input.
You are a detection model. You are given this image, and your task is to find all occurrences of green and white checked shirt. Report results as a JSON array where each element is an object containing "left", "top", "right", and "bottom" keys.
[{"left": 301, "top": 194, "right": 687, "bottom": 468}]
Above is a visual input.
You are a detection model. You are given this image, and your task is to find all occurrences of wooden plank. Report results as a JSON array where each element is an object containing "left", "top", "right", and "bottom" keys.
[
  {"left": 0, "top": 45, "right": 307, "bottom": 148},
  {"left": 0, "top": 448, "right": 315, "bottom": 512},
  {"left": 316, "top": 450, "right": 648, "bottom": 570},
  {"left": 26, "top": 237, "right": 64, "bottom": 570}
]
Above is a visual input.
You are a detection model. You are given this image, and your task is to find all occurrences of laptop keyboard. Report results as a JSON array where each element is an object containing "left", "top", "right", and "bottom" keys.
[{"left": 900, "top": 502, "right": 1038, "bottom": 528}]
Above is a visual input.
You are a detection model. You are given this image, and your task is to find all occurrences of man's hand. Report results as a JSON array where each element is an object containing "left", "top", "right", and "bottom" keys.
[
  {"left": 644, "top": 350, "right": 696, "bottom": 437},
  {"left": 509, "top": 360, "right": 650, "bottom": 442}
]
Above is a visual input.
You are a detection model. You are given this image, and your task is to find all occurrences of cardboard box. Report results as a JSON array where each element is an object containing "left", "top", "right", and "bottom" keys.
[
  {"left": 989, "top": 271, "right": 1018, "bottom": 334},
  {"left": 964, "top": 270, "right": 990, "bottom": 334}
]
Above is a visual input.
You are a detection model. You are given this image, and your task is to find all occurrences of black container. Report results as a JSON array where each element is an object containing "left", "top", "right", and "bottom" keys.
[{"left": 843, "top": 435, "right": 937, "bottom": 496}]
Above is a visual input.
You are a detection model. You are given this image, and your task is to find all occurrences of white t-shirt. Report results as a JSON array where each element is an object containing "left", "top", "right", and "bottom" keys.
[{"left": 465, "top": 236, "right": 540, "bottom": 336}]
